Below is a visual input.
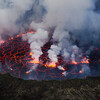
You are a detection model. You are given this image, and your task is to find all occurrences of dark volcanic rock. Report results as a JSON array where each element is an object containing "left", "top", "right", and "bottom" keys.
[{"left": 0, "top": 73, "right": 100, "bottom": 100}]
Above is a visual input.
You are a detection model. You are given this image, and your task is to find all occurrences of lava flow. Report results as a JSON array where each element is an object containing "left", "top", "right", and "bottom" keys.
[
  {"left": 0, "top": 32, "right": 98, "bottom": 80},
  {"left": 0, "top": 32, "right": 62, "bottom": 80}
]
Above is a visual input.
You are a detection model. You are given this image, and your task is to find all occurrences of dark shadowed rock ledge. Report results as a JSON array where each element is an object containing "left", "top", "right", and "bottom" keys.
[{"left": 0, "top": 73, "right": 100, "bottom": 100}]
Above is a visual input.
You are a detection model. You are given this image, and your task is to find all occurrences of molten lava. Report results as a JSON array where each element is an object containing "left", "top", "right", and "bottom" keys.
[{"left": 0, "top": 32, "right": 94, "bottom": 80}]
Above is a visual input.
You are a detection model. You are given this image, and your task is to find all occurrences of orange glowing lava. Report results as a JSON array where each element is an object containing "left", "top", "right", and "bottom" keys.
[
  {"left": 72, "top": 61, "right": 78, "bottom": 65},
  {"left": 71, "top": 57, "right": 89, "bottom": 65},
  {"left": 48, "top": 62, "right": 56, "bottom": 68},
  {"left": 28, "top": 31, "right": 36, "bottom": 33},
  {"left": 29, "top": 51, "right": 33, "bottom": 56},
  {"left": 26, "top": 71, "right": 29, "bottom": 74},
  {"left": 0, "top": 40, "right": 5, "bottom": 45},
  {"left": 30, "top": 59, "right": 40, "bottom": 64},
  {"left": 81, "top": 57, "right": 89, "bottom": 64},
  {"left": 79, "top": 70, "right": 83, "bottom": 74}
]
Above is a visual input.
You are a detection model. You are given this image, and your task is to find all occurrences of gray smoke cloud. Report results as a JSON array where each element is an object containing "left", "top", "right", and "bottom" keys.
[
  {"left": 30, "top": 0, "right": 100, "bottom": 66},
  {"left": 30, "top": 0, "right": 100, "bottom": 75},
  {"left": 0, "top": 0, "right": 34, "bottom": 40}
]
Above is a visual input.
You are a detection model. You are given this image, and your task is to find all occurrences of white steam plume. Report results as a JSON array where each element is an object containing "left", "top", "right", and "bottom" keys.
[
  {"left": 23, "top": 28, "right": 48, "bottom": 62},
  {"left": 30, "top": 0, "right": 100, "bottom": 64}
]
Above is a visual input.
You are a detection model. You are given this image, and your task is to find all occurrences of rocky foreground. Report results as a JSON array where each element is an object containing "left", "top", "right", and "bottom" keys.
[{"left": 0, "top": 73, "right": 100, "bottom": 100}]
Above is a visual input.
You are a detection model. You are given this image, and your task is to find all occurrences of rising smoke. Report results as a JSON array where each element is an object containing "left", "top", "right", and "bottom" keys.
[{"left": 0, "top": 0, "right": 100, "bottom": 79}]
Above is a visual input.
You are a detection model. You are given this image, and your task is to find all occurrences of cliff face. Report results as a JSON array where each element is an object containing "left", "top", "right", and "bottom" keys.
[{"left": 0, "top": 73, "right": 100, "bottom": 100}]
